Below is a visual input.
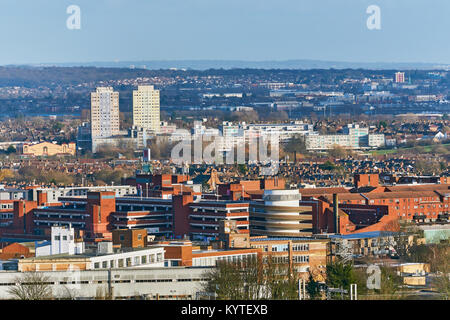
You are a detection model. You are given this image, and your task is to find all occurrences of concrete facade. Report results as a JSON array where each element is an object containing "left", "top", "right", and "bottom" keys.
[{"left": 0, "top": 267, "right": 210, "bottom": 299}]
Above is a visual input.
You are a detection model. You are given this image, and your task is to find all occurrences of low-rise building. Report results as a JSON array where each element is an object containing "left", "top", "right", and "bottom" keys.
[
  {"left": 18, "top": 245, "right": 165, "bottom": 272},
  {"left": 0, "top": 266, "right": 211, "bottom": 299},
  {"left": 305, "top": 124, "right": 385, "bottom": 150},
  {"left": 249, "top": 236, "right": 329, "bottom": 281},
  {"left": 158, "top": 239, "right": 260, "bottom": 267},
  {"left": 21, "top": 142, "right": 76, "bottom": 156}
]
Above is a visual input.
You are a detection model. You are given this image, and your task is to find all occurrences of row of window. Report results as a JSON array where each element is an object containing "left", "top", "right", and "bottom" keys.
[
  {"left": 192, "top": 254, "right": 256, "bottom": 267},
  {"left": 253, "top": 244, "right": 310, "bottom": 252},
  {"left": 292, "top": 244, "right": 310, "bottom": 251},
  {"left": 54, "top": 235, "right": 74, "bottom": 241},
  {"left": 0, "top": 278, "right": 205, "bottom": 286},
  {"left": 35, "top": 221, "right": 85, "bottom": 228},
  {"left": 118, "top": 205, "right": 170, "bottom": 212},
  {"left": 92, "top": 253, "right": 163, "bottom": 269},
  {"left": 293, "top": 255, "right": 310, "bottom": 263}
]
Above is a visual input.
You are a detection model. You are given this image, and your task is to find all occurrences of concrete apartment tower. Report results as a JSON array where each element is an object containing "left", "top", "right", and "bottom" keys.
[
  {"left": 395, "top": 72, "right": 405, "bottom": 83},
  {"left": 90, "top": 87, "right": 120, "bottom": 151},
  {"left": 133, "top": 85, "right": 160, "bottom": 133}
]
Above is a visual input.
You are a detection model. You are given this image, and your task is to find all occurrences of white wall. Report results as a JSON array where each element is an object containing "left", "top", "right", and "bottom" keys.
[
  {"left": 0, "top": 267, "right": 211, "bottom": 299},
  {"left": 89, "top": 247, "right": 165, "bottom": 270}
]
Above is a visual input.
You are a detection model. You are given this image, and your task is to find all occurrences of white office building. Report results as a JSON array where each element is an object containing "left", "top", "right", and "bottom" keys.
[{"left": 36, "top": 225, "right": 85, "bottom": 257}]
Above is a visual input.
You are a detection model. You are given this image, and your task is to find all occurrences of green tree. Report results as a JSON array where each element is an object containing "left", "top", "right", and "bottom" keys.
[
  {"left": 237, "top": 164, "right": 248, "bottom": 175},
  {"left": 319, "top": 160, "right": 336, "bottom": 171},
  {"left": 306, "top": 272, "right": 322, "bottom": 300},
  {"left": 378, "top": 121, "right": 388, "bottom": 129},
  {"left": 6, "top": 145, "right": 16, "bottom": 154},
  {"left": 326, "top": 261, "right": 357, "bottom": 299}
]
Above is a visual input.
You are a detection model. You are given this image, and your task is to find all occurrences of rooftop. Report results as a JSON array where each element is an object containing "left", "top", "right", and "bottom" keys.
[
  {"left": 327, "top": 231, "right": 398, "bottom": 240},
  {"left": 250, "top": 237, "right": 327, "bottom": 242},
  {"left": 21, "top": 246, "right": 164, "bottom": 261}
]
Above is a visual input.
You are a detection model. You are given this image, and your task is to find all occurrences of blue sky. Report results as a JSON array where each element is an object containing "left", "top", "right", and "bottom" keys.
[{"left": 0, "top": 0, "right": 448, "bottom": 65}]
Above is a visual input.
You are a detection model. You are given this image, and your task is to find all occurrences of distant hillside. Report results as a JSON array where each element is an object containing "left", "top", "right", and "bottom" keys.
[
  {"left": 28, "top": 59, "right": 450, "bottom": 71},
  {"left": 0, "top": 65, "right": 447, "bottom": 89}
]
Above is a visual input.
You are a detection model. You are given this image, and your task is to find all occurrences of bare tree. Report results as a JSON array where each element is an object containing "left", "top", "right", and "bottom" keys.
[
  {"left": 95, "top": 286, "right": 113, "bottom": 300},
  {"left": 203, "top": 256, "right": 301, "bottom": 300},
  {"left": 7, "top": 272, "right": 53, "bottom": 300},
  {"left": 433, "top": 271, "right": 450, "bottom": 300},
  {"left": 327, "top": 145, "right": 348, "bottom": 159}
]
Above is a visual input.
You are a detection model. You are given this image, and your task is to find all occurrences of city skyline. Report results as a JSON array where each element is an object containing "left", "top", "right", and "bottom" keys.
[{"left": 0, "top": 1, "right": 448, "bottom": 303}]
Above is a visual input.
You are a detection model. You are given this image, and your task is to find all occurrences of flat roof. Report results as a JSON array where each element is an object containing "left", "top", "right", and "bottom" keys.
[
  {"left": 327, "top": 231, "right": 398, "bottom": 240},
  {"left": 250, "top": 237, "right": 326, "bottom": 242},
  {"left": 22, "top": 246, "right": 164, "bottom": 261}
]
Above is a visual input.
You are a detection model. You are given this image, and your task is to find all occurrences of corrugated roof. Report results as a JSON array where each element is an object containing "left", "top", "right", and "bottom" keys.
[
  {"left": 299, "top": 187, "right": 350, "bottom": 195},
  {"left": 364, "top": 191, "right": 440, "bottom": 199},
  {"left": 386, "top": 184, "right": 450, "bottom": 192}
]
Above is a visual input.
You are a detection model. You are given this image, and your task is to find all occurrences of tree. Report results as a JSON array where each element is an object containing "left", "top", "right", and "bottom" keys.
[
  {"left": 264, "top": 111, "right": 288, "bottom": 122},
  {"left": 0, "top": 169, "right": 14, "bottom": 182},
  {"left": 305, "top": 272, "right": 322, "bottom": 300},
  {"left": 377, "top": 265, "right": 403, "bottom": 298},
  {"left": 408, "top": 243, "right": 449, "bottom": 273},
  {"left": 201, "top": 180, "right": 210, "bottom": 193},
  {"left": 431, "top": 144, "right": 448, "bottom": 155},
  {"left": 231, "top": 110, "right": 259, "bottom": 123},
  {"left": 119, "top": 112, "right": 133, "bottom": 130},
  {"left": 378, "top": 121, "right": 388, "bottom": 129},
  {"left": 6, "top": 145, "right": 16, "bottom": 154},
  {"left": 94, "top": 144, "right": 120, "bottom": 159},
  {"left": 7, "top": 272, "right": 53, "bottom": 300},
  {"left": 442, "top": 125, "right": 450, "bottom": 133},
  {"left": 319, "top": 160, "right": 336, "bottom": 171},
  {"left": 284, "top": 135, "right": 307, "bottom": 163},
  {"left": 325, "top": 261, "right": 357, "bottom": 299},
  {"left": 433, "top": 270, "right": 450, "bottom": 300},
  {"left": 52, "top": 122, "right": 64, "bottom": 132},
  {"left": 203, "top": 256, "right": 301, "bottom": 300},
  {"left": 46, "top": 171, "right": 75, "bottom": 186},
  {"left": 352, "top": 265, "right": 403, "bottom": 300},
  {"left": 237, "top": 164, "right": 248, "bottom": 175},
  {"left": 385, "top": 220, "right": 423, "bottom": 259},
  {"left": 147, "top": 136, "right": 174, "bottom": 160},
  {"left": 203, "top": 257, "right": 259, "bottom": 300},
  {"left": 92, "top": 168, "right": 132, "bottom": 186},
  {"left": 327, "top": 145, "right": 348, "bottom": 159},
  {"left": 415, "top": 159, "right": 442, "bottom": 175},
  {"left": 94, "top": 286, "right": 113, "bottom": 300}
]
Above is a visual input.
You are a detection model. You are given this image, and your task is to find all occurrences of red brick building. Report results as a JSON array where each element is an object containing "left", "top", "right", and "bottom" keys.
[{"left": 300, "top": 174, "right": 450, "bottom": 235}]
